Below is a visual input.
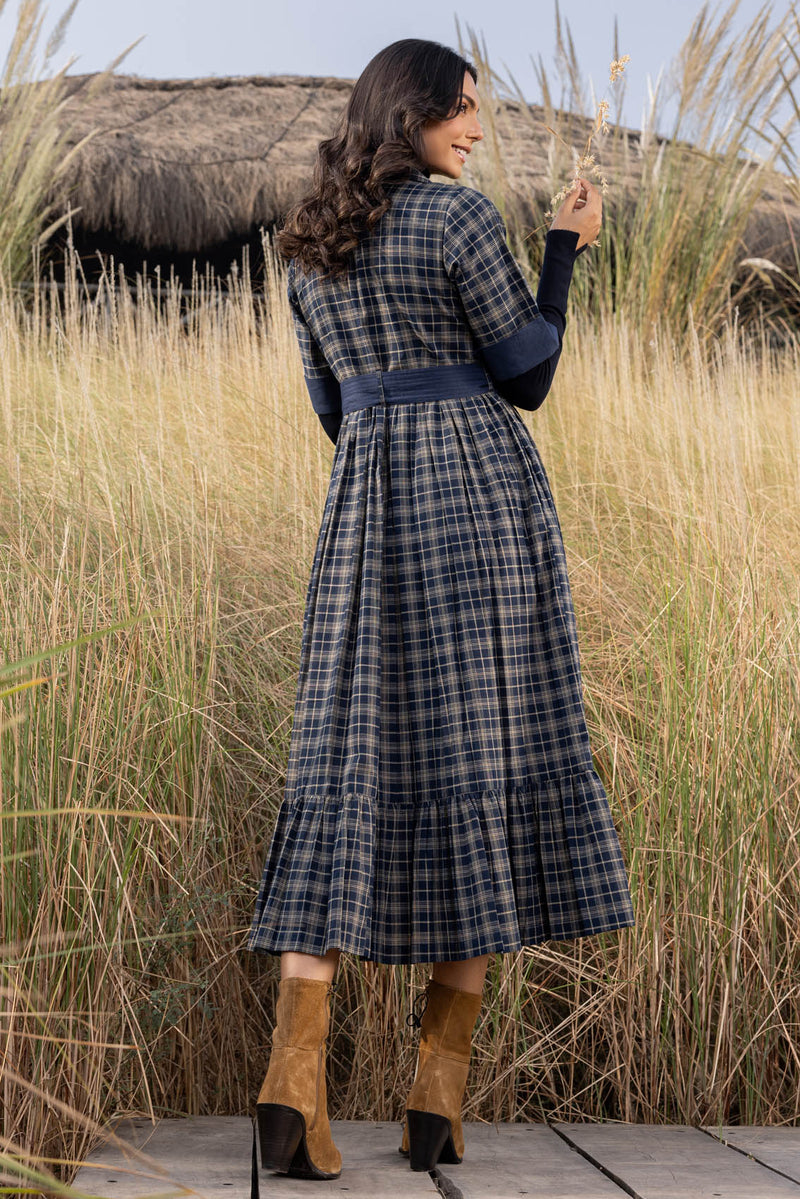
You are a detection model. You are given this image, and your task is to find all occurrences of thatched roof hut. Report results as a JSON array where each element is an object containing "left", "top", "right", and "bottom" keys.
[
  {"left": 32, "top": 71, "right": 800, "bottom": 282},
  {"left": 55, "top": 72, "right": 354, "bottom": 260}
]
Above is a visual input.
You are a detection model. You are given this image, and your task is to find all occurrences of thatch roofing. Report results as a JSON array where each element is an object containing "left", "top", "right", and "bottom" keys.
[
  {"left": 54, "top": 73, "right": 354, "bottom": 251},
  {"left": 35, "top": 72, "right": 800, "bottom": 265}
]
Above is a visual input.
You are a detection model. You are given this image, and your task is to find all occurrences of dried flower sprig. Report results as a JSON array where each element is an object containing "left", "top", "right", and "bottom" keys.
[
  {"left": 525, "top": 53, "right": 630, "bottom": 244},
  {"left": 609, "top": 54, "right": 631, "bottom": 83}
]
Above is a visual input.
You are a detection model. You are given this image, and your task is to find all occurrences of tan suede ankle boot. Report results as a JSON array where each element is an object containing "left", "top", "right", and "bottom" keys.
[
  {"left": 255, "top": 975, "right": 342, "bottom": 1180},
  {"left": 398, "top": 978, "right": 483, "bottom": 1170}
]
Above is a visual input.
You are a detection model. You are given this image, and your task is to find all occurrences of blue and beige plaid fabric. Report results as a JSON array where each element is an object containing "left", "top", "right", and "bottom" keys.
[
  {"left": 247, "top": 172, "right": 635, "bottom": 963},
  {"left": 286, "top": 170, "right": 560, "bottom": 416}
]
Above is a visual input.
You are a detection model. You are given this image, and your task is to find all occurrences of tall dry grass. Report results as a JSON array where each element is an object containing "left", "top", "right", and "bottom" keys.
[
  {"left": 0, "top": 0, "right": 127, "bottom": 290},
  {"left": 1, "top": 4, "right": 800, "bottom": 1194},
  {"left": 459, "top": 1, "right": 800, "bottom": 341},
  {"left": 1, "top": 239, "right": 798, "bottom": 1195}
]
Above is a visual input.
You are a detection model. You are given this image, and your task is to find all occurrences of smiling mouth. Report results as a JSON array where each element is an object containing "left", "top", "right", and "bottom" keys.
[{"left": 452, "top": 145, "right": 468, "bottom": 163}]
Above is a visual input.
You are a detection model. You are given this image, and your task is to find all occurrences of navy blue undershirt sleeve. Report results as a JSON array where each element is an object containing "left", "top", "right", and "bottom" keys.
[
  {"left": 489, "top": 228, "right": 586, "bottom": 412},
  {"left": 318, "top": 410, "right": 343, "bottom": 444}
]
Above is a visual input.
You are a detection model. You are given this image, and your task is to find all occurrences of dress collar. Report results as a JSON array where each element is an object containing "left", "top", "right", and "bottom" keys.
[{"left": 407, "top": 166, "right": 432, "bottom": 182}]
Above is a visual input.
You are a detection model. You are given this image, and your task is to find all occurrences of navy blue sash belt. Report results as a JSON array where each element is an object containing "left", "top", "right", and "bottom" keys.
[{"left": 340, "top": 362, "right": 492, "bottom": 415}]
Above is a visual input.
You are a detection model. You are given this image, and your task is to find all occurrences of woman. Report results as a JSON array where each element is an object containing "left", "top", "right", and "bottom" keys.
[{"left": 246, "top": 37, "right": 635, "bottom": 1184}]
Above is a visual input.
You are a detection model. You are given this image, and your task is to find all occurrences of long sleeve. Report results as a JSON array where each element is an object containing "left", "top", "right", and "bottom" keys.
[
  {"left": 443, "top": 188, "right": 587, "bottom": 414},
  {"left": 444, "top": 189, "right": 561, "bottom": 379},
  {"left": 287, "top": 258, "right": 342, "bottom": 419},
  {"left": 491, "top": 228, "right": 586, "bottom": 412}
]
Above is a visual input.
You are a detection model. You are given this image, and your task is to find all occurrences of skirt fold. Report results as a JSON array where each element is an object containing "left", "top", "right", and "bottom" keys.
[{"left": 248, "top": 770, "right": 634, "bottom": 963}]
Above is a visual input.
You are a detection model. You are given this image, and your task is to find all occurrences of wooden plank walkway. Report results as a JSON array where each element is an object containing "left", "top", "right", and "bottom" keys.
[
  {"left": 706, "top": 1128, "right": 800, "bottom": 1186},
  {"left": 553, "top": 1123, "right": 800, "bottom": 1198},
  {"left": 71, "top": 1117, "right": 800, "bottom": 1199}
]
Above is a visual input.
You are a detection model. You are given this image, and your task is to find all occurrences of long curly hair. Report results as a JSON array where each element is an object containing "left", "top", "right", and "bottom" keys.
[{"left": 276, "top": 39, "right": 477, "bottom": 278}]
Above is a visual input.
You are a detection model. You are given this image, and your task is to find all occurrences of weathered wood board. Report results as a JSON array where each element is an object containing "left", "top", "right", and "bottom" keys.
[
  {"left": 553, "top": 1122, "right": 800, "bottom": 1198},
  {"left": 71, "top": 1118, "right": 800, "bottom": 1199},
  {"left": 71, "top": 1117, "right": 439, "bottom": 1198},
  {"left": 703, "top": 1128, "right": 800, "bottom": 1186},
  {"left": 435, "top": 1122, "right": 629, "bottom": 1197}
]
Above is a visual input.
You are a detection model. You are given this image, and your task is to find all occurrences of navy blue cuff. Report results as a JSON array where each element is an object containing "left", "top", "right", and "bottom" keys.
[
  {"left": 479, "top": 315, "right": 561, "bottom": 382},
  {"left": 305, "top": 375, "right": 342, "bottom": 415},
  {"left": 546, "top": 228, "right": 585, "bottom": 255}
]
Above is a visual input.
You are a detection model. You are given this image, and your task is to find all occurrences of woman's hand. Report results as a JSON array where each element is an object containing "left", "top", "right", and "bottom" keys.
[{"left": 549, "top": 178, "right": 602, "bottom": 249}]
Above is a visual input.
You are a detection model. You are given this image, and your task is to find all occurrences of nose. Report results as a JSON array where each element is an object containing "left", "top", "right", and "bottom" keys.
[{"left": 470, "top": 117, "right": 484, "bottom": 142}]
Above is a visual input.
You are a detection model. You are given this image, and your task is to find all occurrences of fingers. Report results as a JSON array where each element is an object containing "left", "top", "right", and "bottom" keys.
[
  {"left": 561, "top": 179, "right": 585, "bottom": 213},
  {"left": 558, "top": 178, "right": 600, "bottom": 216},
  {"left": 549, "top": 177, "right": 603, "bottom": 248},
  {"left": 575, "top": 178, "right": 601, "bottom": 212},
  {"left": 571, "top": 179, "right": 602, "bottom": 238}
]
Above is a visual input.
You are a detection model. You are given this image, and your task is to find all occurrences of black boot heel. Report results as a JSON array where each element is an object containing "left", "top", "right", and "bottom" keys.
[
  {"left": 406, "top": 1109, "right": 461, "bottom": 1170},
  {"left": 286, "top": 1135, "right": 341, "bottom": 1181},
  {"left": 256, "top": 1103, "right": 304, "bottom": 1172}
]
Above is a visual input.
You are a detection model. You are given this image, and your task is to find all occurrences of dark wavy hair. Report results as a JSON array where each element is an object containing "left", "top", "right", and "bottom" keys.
[{"left": 275, "top": 39, "right": 477, "bottom": 278}]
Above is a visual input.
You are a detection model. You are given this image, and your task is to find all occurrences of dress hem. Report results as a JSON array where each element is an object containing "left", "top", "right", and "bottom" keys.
[
  {"left": 247, "top": 767, "right": 635, "bottom": 965},
  {"left": 245, "top": 915, "right": 636, "bottom": 965}
]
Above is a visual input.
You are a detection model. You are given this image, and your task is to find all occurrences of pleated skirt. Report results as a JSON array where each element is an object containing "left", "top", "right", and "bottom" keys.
[{"left": 246, "top": 390, "right": 635, "bottom": 963}]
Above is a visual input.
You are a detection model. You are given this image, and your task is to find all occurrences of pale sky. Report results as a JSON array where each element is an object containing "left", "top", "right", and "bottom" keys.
[{"left": 0, "top": 0, "right": 792, "bottom": 137}]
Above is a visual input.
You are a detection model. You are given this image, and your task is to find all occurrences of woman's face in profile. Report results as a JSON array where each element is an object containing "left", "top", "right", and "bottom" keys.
[{"left": 419, "top": 70, "right": 484, "bottom": 179}]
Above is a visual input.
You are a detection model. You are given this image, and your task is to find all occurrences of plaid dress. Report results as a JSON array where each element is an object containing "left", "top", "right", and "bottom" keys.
[{"left": 246, "top": 169, "right": 635, "bottom": 964}]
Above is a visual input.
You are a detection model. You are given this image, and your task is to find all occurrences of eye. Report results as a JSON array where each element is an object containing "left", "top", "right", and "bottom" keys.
[{"left": 458, "top": 102, "right": 467, "bottom": 114}]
